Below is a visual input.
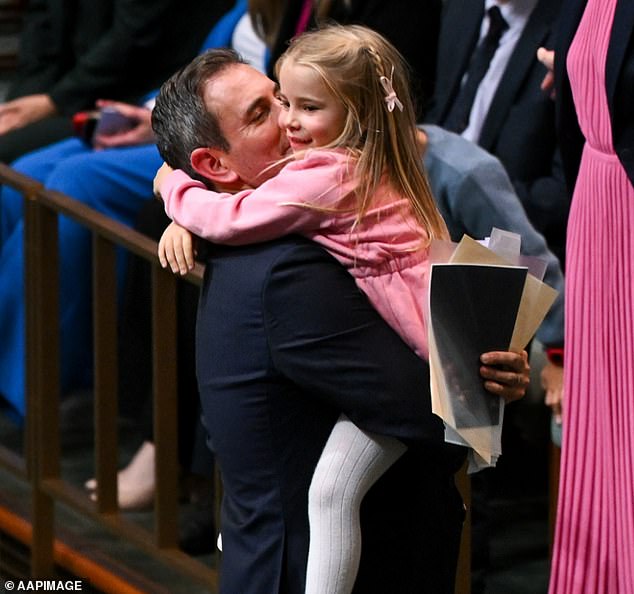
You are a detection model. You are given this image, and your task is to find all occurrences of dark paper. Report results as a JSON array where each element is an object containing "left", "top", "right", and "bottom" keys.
[{"left": 430, "top": 264, "right": 527, "bottom": 428}]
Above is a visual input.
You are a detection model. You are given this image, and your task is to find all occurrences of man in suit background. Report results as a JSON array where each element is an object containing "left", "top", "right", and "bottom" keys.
[
  {"left": 429, "top": 0, "right": 566, "bottom": 266},
  {"left": 151, "top": 49, "right": 531, "bottom": 594},
  {"left": 427, "top": 2, "right": 565, "bottom": 590},
  {"left": 263, "top": 0, "right": 443, "bottom": 116}
]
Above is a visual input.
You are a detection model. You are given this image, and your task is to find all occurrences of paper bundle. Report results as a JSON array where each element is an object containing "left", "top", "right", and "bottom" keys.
[{"left": 428, "top": 229, "right": 559, "bottom": 472}]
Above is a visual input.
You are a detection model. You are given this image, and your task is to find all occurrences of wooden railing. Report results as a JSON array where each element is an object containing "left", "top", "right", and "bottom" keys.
[{"left": 0, "top": 163, "right": 217, "bottom": 591}]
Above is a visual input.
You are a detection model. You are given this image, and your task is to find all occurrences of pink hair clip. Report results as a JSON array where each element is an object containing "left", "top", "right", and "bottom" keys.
[{"left": 379, "top": 66, "right": 403, "bottom": 113}]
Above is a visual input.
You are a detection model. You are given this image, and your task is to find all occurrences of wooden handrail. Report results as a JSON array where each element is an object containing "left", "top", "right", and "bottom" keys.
[{"left": 0, "top": 163, "right": 205, "bottom": 285}]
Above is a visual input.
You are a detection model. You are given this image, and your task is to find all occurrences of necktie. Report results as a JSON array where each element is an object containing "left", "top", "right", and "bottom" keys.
[{"left": 444, "top": 5, "right": 508, "bottom": 134}]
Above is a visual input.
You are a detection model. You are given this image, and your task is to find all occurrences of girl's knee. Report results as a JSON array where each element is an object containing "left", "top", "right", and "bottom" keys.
[{"left": 309, "top": 466, "right": 350, "bottom": 511}]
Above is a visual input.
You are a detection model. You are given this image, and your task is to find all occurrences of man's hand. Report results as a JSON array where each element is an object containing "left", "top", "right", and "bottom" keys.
[
  {"left": 541, "top": 361, "right": 563, "bottom": 424},
  {"left": 479, "top": 350, "right": 530, "bottom": 402},
  {"left": 0, "top": 94, "right": 57, "bottom": 135},
  {"left": 158, "top": 222, "right": 196, "bottom": 275},
  {"left": 154, "top": 162, "right": 174, "bottom": 198},
  {"left": 91, "top": 100, "right": 154, "bottom": 149}
]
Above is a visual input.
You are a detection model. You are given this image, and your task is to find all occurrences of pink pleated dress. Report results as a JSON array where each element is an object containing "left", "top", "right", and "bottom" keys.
[{"left": 549, "top": 0, "right": 634, "bottom": 592}]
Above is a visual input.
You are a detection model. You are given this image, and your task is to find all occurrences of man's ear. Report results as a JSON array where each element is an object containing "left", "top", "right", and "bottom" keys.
[{"left": 190, "top": 147, "right": 240, "bottom": 186}]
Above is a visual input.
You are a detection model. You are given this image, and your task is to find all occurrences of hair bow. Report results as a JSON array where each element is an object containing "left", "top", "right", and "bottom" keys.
[{"left": 379, "top": 66, "right": 404, "bottom": 113}]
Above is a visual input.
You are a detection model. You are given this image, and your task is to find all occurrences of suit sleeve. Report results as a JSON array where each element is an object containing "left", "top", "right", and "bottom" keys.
[
  {"left": 261, "top": 242, "right": 445, "bottom": 444},
  {"left": 162, "top": 152, "right": 354, "bottom": 245},
  {"left": 511, "top": 149, "right": 570, "bottom": 266}
]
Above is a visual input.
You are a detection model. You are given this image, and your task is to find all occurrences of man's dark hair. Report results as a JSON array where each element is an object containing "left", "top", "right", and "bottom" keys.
[{"left": 152, "top": 48, "right": 246, "bottom": 183}]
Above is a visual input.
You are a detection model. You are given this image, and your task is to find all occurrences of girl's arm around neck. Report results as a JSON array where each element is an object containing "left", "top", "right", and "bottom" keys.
[{"left": 161, "top": 150, "right": 356, "bottom": 245}]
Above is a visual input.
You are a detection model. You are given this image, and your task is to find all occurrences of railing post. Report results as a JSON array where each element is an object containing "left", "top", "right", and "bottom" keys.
[
  {"left": 25, "top": 192, "right": 61, "bottom": 577},
  {"left": 152, "top": 266, "right": 179, "bottom": 548},
  {"left": 93, "top": 234, "right": 120, "bottom": 514}
]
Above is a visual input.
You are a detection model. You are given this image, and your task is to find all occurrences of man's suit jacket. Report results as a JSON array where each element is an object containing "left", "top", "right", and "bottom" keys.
[
  {"left": 429, "top": 0, "right": 568, "bottom": 264},
  {"left": 196, "top": 237, "right": 465, "bottom": 594},
  {"left": 554, "top": 0, "right": 634, "bottom": 191},
  {"left": 8, "top": 0, "right": 230, "bottom": 114}
]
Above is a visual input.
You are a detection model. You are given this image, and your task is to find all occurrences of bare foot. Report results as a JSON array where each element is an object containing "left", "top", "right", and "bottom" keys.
[{"left": 84, "top": 441, "right": 155, "bottom": 510}]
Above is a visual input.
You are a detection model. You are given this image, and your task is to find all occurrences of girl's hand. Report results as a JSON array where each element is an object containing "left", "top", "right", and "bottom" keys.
[
  {"left": 158, "top": 222, "right": 196, "bottom": 275},
  {"left": 479, "top": 350, "right": 530, "bottom": 403},
  {"left": 154, "top": 162, "right": 173, "bottom": 198}
]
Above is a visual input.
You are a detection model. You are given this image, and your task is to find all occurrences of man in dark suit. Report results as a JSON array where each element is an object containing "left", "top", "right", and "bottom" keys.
[
  {"left": 151, "top": 49, "right": 531, "bottom": 594},
  {"left": 428, "top": 0, "right": 567, "bottom": 266},
  {"left": 0, "top": 0, "right": 230, "bottom": 163},
  {"left": 428, "top": 3, "right": 566, "bottom": 590}
]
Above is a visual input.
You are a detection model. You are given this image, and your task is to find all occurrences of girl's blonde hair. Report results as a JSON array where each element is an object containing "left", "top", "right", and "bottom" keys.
[{"left": 275, "top": 24, "right": 448, "bottom": 243}]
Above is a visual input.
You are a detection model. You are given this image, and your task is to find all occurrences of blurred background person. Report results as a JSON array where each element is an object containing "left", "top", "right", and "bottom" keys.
[
  {"left": 429, "top": 0, "right": 566, "bottom": 265},
  {"left": 254, "top": 0, "right": 442, "bottom": 117},
  {"left": 0, "top": 0, "right": 228, "bottom": 162},
  {"left": 0, "top": 0, "right": 232, "bottom": 415}
]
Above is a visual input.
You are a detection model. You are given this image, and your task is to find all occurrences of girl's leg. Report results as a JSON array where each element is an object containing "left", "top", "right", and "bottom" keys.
[{"left": 305, "top": 414, "right": 407, "bottom": 594}]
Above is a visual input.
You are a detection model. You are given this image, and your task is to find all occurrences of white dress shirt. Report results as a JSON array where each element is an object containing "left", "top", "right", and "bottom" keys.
[
  {"left": 232, "top": 13, "right": 267, "bottom": 74},
  {"left": 461, "top": 0, "right": 539, "bottom": 143}
]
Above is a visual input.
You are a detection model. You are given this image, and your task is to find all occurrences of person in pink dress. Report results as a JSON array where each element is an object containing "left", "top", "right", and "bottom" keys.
[
  {"left": 153, "top": 25, "right": 529, "bottom": 594},
  {"left": 539, "top": 0, "right": 634, "bottom": 591}
]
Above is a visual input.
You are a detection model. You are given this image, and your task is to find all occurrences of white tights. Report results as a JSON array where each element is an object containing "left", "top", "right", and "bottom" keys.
[{"left": 304, "top": 414, "right": 407, "bottom": 594}]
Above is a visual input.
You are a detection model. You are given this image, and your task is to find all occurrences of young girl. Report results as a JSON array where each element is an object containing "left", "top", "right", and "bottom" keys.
[{"left": 155, "top": 25, "right": 448, "bottom": 594}]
